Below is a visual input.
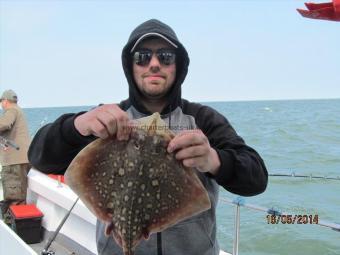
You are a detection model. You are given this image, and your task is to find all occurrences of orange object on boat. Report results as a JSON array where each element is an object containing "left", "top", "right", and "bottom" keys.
[
  {"left": 297, "top": 0, "right": 340, "bottom": 21},
  {"left": 48, "top": 174, "right": 65, "bottom": 183},
  {"left": 9, "top": 204, "right": 44, "bottom": 219}
]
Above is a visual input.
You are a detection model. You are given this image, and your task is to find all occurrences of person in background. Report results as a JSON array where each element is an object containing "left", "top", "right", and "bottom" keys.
[
  {"left": 0, "top": 89, "right": 31, "bottom": 221},
  {"left": 28, "top": 19, "right": 268, "bottom": 255}
]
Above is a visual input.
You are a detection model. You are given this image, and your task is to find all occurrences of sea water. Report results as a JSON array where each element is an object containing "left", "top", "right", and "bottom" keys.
[{"left": 21, "top": 99, "right": 340, "bottom": 255}]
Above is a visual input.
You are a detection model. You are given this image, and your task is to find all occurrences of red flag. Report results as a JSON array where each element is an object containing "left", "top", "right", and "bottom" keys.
[{"left": 297, "top": 0, "right": 340, "bottom": 21}]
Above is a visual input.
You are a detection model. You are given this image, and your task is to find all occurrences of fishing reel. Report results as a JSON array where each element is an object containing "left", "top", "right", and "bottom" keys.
[{"left": 41, "top": 250, "right": 55, "bottom": 255}]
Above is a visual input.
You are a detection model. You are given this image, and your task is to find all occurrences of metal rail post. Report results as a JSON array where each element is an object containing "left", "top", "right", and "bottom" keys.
[{"left": 233, "top": 203, "right": 240, "bottom": 255}]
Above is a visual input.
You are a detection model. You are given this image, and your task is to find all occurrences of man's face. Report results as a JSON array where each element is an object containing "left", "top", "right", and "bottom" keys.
[{"left": 132, "top": 38, "right": 176, "bottom": 100}]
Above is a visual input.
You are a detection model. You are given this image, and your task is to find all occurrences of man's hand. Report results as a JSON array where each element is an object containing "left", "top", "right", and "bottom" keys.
[
  {"left": 74, "top": 104, "right": 131, "bottom": 140},
  {"left": 167, "top": 129, "right": 221, "bottom": 175}
]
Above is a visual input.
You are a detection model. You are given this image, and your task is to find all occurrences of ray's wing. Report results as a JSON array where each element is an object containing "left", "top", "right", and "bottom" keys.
[
  {"left": 130, "top": 113, "right": 211, "bottom": 236},
  {"left": 134, "top": 138, "right": 211, "bottom": 238},
  {"left": 65, "top": 138, "right": 127, "bottom": 222},
  {"left": 148, "top": 165, "right": 211, "bottom": 235}
]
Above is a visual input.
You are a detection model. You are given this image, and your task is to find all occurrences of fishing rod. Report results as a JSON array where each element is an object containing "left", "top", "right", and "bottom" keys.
[
  {"left": 0, "top": 135, "right": 20, "bottom": 150},
  {"left": 41, "top": 197, "right": 79, "bottom": 255},
  {"left": 269, "top": 172, "right": 340, "bottom": 181}
]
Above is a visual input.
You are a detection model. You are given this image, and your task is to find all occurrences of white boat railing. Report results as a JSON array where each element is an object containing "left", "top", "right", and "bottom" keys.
[
  {"left": 269, "top": 171, "right": 340, "bottom": 181},
  {"left": 224, "top": 170, "right": 340, "bottom": 255},
  {"left": 220, "top": 196, "right": 340, "bottom": 255}
]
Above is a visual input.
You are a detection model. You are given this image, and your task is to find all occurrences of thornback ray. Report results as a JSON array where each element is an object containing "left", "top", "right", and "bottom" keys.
[{"left": 65, "top": 112, "right": 211, "bottom": 255}]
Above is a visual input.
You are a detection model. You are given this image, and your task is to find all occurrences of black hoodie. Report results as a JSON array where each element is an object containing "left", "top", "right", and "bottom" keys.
[
  {"left": 121, "top": 19, "right": 190, "bottom": 115},
  {"left": 28, "top": 19, "right": 268, "bottom": 255}
]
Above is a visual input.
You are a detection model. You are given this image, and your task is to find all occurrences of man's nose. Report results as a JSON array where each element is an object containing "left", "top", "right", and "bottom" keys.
[{"left": 148, "top": 54, "right": 161, "bottom": 67}]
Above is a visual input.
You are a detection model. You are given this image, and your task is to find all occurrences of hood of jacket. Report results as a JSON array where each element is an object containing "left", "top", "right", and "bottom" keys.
[{"left": 121, "top": 19, "right": 190, "bottom": 115}]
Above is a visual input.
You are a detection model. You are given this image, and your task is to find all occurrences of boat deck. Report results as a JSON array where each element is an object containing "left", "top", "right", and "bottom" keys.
[{"left": 30, "top": 239, "right": 72, "bottom": 255}]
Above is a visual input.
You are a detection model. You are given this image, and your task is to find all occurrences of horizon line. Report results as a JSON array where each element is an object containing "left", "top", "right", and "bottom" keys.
[{"left": 21, "top": 97, "right": 340, "bottom": 109}]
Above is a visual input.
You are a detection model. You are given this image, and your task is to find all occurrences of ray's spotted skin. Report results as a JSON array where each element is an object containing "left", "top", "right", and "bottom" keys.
[{"left": 65, "top": 113, "right": 211, "bottom": 255}]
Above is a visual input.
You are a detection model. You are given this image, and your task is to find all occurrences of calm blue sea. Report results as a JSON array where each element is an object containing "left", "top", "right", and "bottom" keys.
[{"left": 23, "top": 99, "right": 340, "bottom": 255}]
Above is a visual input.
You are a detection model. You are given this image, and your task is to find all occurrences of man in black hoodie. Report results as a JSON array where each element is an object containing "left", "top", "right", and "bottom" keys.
[{"left": 28, "top": 19, "right": 268, "bottom": 255}]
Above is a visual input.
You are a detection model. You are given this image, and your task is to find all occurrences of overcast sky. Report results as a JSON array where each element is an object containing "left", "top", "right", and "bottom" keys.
[{"left": 1, "top": 0, "right": 339, "bottom": 108}]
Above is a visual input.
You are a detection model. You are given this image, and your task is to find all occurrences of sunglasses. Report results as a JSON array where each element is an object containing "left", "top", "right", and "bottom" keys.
[{"left": 132, "top": 48, "right": 176, "bottom": 66}]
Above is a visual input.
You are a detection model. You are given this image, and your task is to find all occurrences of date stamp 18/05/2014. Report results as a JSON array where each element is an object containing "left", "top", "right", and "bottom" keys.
[{"left": 266, "top": 214, "right": 319, "bottom": 224}]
